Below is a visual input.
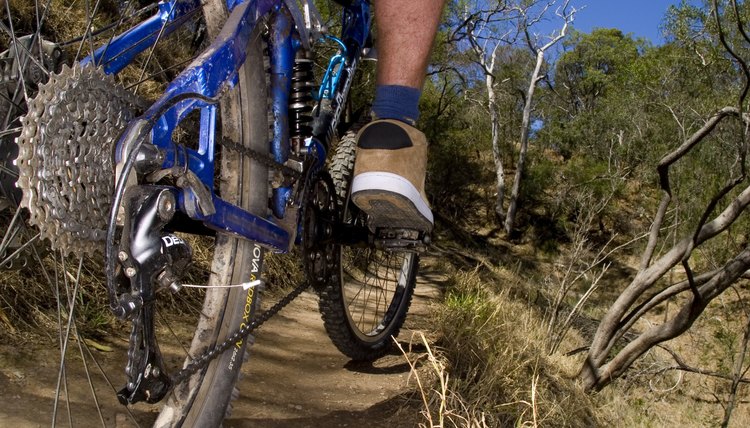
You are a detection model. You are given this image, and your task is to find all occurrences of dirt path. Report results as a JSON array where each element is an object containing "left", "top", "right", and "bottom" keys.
[{"left": 0, "top": 257, "right": 445, "bottom": 427}]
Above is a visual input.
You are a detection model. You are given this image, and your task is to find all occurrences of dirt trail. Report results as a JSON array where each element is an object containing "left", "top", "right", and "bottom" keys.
[{"left": 0, "top": 257, "right": 445, "bottom": 427}]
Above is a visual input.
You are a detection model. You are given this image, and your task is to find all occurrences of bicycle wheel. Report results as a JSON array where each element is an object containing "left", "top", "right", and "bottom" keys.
[
  {"left": 319, "top": 128, "right": 419, "bottom": 361},
  {"left": 154, "top": 9, "right": 270, "bottom": 428},
  {"left": 2, "top": 1, "right": 270, "bottom": 426}
]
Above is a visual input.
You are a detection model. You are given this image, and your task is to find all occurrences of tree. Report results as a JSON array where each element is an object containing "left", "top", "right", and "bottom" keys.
[
  {"left": 539, "top": 28, "right": 643, "bottom": 161},
  {"left": 448, "top": 0, "right": 517, "bottom": 220},
  {"left": 449, "top": 0, "right": 576, "bottom": 225},
  {"left": 578, "top": 0, "right": 750, "bottom": 394},
  {"left": 504, "top": 0, "right": 576, "bottom": 234}
]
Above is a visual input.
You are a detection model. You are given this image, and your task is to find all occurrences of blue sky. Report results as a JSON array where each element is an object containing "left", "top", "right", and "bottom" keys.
[{"left": 570, "top": 1, "right": 687, "bottom": 44}]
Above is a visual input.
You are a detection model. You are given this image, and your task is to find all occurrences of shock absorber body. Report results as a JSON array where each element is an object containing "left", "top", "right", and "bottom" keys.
[{"left": 289, "top": 51, "right": 315, "bottom": 154}]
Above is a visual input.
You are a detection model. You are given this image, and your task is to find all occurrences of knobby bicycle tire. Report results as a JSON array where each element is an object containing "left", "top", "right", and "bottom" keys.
[
  {"left": 319, "top": 128, "right": 419, "bottom": 361},
  {"left": 154, "top": 3, "right": 270, "bottom": 426}
]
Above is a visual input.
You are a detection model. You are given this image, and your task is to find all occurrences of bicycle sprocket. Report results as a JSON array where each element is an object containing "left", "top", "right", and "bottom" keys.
[
  {"left": 15, "top": 63, "right": 146, "bottom": 255},
  {"left": 302, "top": 170, "right": 340, "bottom": 290}
]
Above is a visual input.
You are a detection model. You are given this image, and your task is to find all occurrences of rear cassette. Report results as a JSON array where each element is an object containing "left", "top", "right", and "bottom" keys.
[{"left": 15, "top": 63, "right": 146, "bottom": 255}]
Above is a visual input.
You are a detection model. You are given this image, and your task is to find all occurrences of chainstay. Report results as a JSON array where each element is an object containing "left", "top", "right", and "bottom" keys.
[
  {"left": 169, "top": 280, "right": 310, "bottom": 387},
  {"left": 168, "top": 134, "right": 309, "bottom": 386}
]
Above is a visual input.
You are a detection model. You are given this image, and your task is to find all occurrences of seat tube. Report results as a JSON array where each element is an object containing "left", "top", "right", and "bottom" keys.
[{"left": 268, "top": 8, "right": 296, "bottom": 219}]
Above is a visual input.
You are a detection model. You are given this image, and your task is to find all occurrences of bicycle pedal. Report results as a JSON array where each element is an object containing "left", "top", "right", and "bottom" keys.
[{"left": 373, "top": 228, "right": 431, "bottom": 252}]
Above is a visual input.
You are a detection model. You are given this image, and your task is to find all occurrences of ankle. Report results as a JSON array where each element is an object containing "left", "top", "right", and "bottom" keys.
[{"left": 371, "top": 85, "right": 421, "bottom": 126}]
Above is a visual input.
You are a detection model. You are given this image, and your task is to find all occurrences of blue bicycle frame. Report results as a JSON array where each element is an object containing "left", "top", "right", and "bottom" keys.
[{"left": 95, "top": 0, "right": 371, "bottom": 253}]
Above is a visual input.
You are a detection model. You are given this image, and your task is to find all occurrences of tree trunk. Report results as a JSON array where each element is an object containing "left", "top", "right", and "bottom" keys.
[
  {"left": 487, "top": 76, "right": 505, "bottom": 220},
  {"left": 505, "top": 49, "right": 544, "bottom": 234}
]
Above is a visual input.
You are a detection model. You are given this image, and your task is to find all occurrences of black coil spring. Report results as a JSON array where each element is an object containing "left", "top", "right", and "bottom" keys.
[{"left": 289, "top": 57, "right": 315, "bottom": 139}]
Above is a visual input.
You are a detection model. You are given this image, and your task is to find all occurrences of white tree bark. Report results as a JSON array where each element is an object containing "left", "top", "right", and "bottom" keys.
[
  {"left": 487, "top": 75, "right": 506, "bottom": 218},
  {"left": 453, "top": 1, "right": 520, "bottom": 221},
  {"left": 504, "top": 2, "right": 574, "bottom": 234}
]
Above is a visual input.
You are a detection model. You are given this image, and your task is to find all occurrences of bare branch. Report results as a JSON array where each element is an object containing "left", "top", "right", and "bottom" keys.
[
  {"left": 658, "top": 346, "right": 750, "bottom": 384},
  {"left": 585, "top": 180, "right": 750, "bottom": 384},
  {"left": 658, "top": 106, "right": 746, "bottom": 196},
  {"left": 582, "top": 246, "right": 750, "bottom": 391}
]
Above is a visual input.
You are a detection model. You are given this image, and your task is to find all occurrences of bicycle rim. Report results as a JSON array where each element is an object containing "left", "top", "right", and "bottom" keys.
[
  {"left": 319, "top": 130, "right": 419, "bottom": 361},
  {"left": 0, "top": 1, "right": 270, "bottom": 426}
]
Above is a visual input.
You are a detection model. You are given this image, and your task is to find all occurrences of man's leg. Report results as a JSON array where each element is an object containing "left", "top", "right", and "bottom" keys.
[
  {"left": 351, "top": 0, "right": 445, "bottom": 235},
  {"left": 376, "top": 0, "right": 444, "bottom": 89}
]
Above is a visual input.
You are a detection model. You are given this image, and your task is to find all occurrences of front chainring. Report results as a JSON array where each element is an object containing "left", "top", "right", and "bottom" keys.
[{"left": 303, "top": 171, "right": 340, "bottom": 290}]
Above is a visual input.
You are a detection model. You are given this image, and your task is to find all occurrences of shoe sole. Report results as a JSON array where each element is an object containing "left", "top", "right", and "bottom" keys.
[{"left": 351, "top": 172, "right": 434, "bottom": 233}]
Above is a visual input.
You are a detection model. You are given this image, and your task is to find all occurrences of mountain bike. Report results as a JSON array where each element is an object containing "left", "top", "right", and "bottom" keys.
[{"left": 0, "top": 0, "right": 428, "bottom": 425}]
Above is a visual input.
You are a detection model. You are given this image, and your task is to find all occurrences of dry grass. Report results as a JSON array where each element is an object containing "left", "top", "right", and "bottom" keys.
[
  {"left": 264, "top": 250, "right": 305, "bottom": 293},
  {"left": 398, "top": 331, "right": 489, "bottom": 428},
  {"left": 419, "top": 266, "right": 599, "bottom": 427},
  {"left": 5, "top": 0, "right": 120, "bottom": 50},
  {"left": 0, "top": 253, "right": 115, "bottom": 341},
  {"left": 423, "top": 236, "right": 750, "bottom": 427}
]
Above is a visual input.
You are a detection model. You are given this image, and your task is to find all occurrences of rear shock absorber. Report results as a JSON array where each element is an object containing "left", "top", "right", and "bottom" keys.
[{"left": 289, "top": 51, "right": 315, "bottom": 154}]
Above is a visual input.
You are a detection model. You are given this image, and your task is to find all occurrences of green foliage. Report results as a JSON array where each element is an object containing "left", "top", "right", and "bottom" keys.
[
  {"left": 555, "top": 28, "right": 644, "bottom": 116},
  {"left": 420, "top": 74, "right": 495, "bottom": 222},
  {"left": 518, "top": 150, "right": 556, "bottom": 208}
]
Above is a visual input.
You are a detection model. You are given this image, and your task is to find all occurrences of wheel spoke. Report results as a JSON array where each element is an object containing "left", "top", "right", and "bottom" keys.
[
  {"left": 76, "top": 319, "right": 107, "bottom": 427},
  {"left": 124, "top": 55, "right": 197, "bottom": 91},
  {"left": 133, "top": 0, "right": 180, "bottom": 95},
  {"left": 52, "top": 255, "right": 84, "bottom": 427},
  {"left": 80, "top": 339, "right": 143, "bottom": 428},
  {"left": 0, "top": 232, "right": 39, "bottom": 268},
  {"left": 158, "top": 309, "right": 193, "bottom": 358},
  {"left": 3, "top": 2, "right": 31, "bottom": 105},
  {"left": 0, "top": 205, "right": 24, "bottom": 254},
  {"left": 73, "top": 0, "right": 105, "bottom": 63}
]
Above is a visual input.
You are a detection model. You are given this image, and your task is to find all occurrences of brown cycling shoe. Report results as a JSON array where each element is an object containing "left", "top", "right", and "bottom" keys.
[{"left": 351, "top": 119, "right": 433, "bottom": 233}]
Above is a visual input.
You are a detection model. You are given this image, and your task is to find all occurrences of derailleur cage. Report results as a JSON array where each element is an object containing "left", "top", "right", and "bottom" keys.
[{"left": 113, "top": 185, "right": 193, "bottom": 405}]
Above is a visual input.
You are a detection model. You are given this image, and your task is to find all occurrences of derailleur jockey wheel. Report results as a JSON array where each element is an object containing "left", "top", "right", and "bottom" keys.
[{"left": 303, "top": 171, "right": 340, "bottom": 290}]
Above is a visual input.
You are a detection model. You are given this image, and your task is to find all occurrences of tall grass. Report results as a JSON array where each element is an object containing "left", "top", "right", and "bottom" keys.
[{"left": 421, "top": 267, "right": 599, "bottom": 427}]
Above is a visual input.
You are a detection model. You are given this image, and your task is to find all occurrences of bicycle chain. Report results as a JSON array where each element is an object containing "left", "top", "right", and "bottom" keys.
[
  {"left": 169, "top": 280, "right": 310, "bottom": 387},
  {"left": 164, "top": 136, "right": 323, "bottom": 390},
  {"left": 218, "top": 137, "right": 302, "bottom": 179}
]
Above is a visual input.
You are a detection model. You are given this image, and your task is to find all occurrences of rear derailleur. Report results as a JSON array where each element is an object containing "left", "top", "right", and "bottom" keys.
[{"left": 112, "top": 186, "right": 192, "bottom": 405}]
